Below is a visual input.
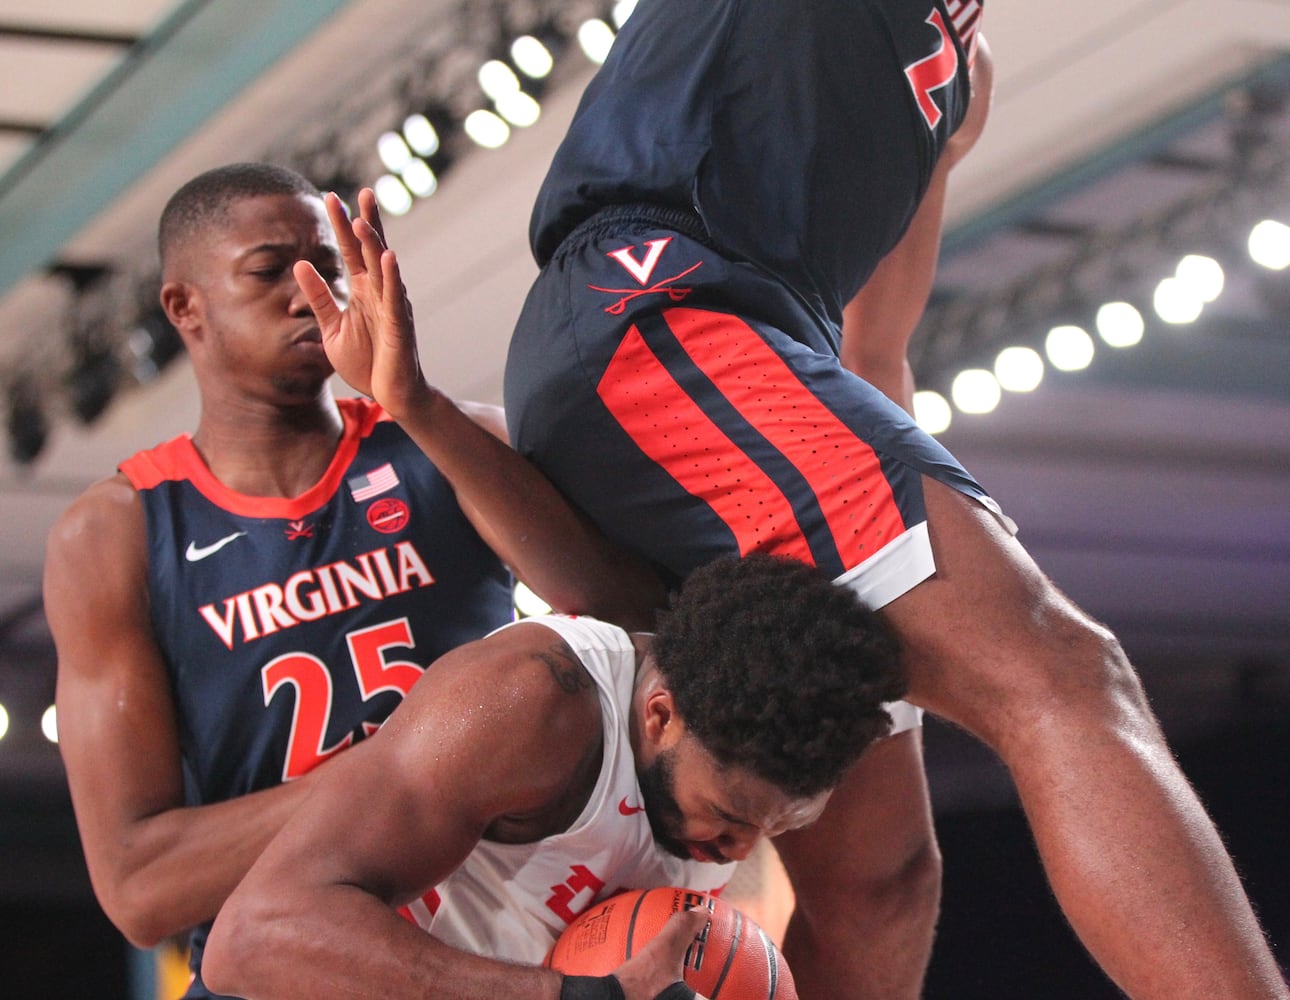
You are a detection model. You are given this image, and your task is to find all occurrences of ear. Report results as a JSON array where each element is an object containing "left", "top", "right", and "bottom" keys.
[
  {"left": 160, "top": 279, "right": 203, "bottom": 341},
  {"left": 640, "top": 686, "right": 683, "bottom": 750}
]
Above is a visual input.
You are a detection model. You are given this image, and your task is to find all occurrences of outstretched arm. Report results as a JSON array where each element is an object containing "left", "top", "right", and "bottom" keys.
[{"left": 295, "top": 189, "right": 666, "bottom": 629}]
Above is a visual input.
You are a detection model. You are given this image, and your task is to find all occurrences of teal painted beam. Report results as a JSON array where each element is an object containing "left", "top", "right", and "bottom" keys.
[{"left": 0, "top": 0, "right": 351, "bottom": 300}]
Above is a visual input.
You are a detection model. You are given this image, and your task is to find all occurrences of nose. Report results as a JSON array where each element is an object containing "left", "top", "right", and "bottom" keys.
[
  {"left": 717, "top": 830, "right": 759, "bottom": 863},
  {"left": 288, "top": 281, "right": 315, "bottom": 317}
]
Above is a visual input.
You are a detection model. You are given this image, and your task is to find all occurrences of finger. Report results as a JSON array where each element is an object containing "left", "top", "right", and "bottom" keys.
[
  {"left": 352, "top": 217, "right": 387, "bottom": 298},
  {"left": 325, "top": 192, "right": 366, "bottom": 277},
  {"left": 380, "top": 248, "right": 412, "bottom": 337},
  {"left": 651, "top": 908, "right": 711, "bottom": 963},
  {"left": 293, "top": 260, "right": 342, "bottom": 331},
  {"left": 357, "top": 187, "right": 387, "bottom": 245}
]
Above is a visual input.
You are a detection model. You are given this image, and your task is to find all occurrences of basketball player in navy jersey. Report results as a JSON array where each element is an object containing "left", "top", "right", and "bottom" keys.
[
  {"left": 45, "top": 163, "right": 664, "bottom": 999},
  {"left": 204, "top": 553, "right": 906, "bottom": 1000},
  {"left": 503, "top": 1, "right": 1287, "bottom": 997}
]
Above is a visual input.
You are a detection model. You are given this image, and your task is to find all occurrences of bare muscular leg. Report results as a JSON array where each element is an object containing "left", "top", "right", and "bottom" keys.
[
  {"left": 881, "top": 477, "right": 1287, "bottom": 998},
  {"left": 775, "top": 730, "right": 941, "bottom": 1000}
]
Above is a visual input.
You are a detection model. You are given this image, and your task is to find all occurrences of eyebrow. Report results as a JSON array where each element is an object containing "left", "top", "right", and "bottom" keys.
[{"left": 237, "top": 242, "right": 341, "bottom": 262}]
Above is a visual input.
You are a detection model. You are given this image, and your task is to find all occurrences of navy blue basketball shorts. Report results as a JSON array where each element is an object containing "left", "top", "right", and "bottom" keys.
[{"left": 506, "top": 206, "right": 1013, "bottom": 607}]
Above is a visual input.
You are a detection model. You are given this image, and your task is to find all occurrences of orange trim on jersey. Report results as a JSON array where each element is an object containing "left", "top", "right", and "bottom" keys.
[
  {"left": 662, "top": 307, "right": 908, "bottom": 569},
  {"left": 118, "top": 397, "right": 390, "bottom": 519},
  {"left": 598, "top": 323, "right": 817, "bottom": 565}
]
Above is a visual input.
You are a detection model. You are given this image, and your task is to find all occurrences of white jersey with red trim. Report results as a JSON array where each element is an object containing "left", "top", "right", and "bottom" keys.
[{"left": 403, "top": 613, "right": 729, "bottom": 964}]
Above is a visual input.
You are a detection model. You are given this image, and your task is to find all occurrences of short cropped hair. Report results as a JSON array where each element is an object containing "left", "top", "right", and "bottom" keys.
[
  {"left": 158, "top": 162, "right": 321, "bottom": 270},
  {"left": 652, "top": 553, "right": 906, "bottom": 798}
]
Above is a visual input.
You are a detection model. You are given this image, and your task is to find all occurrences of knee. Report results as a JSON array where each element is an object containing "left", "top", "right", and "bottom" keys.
[{"left": 938, "top": 599, "right": 1156, "bottom": 750}]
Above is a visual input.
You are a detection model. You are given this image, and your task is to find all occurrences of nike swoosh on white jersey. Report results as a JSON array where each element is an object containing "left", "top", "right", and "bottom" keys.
[{"left": 185, "top": 531, "right": 248, "bottom": 562}]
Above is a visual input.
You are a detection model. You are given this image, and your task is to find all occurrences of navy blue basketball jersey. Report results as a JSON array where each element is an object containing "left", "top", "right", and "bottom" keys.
[
  {"left": 531, "top": 0, "right": 980, "bottom": 326},
  {"left": 120, "top": 397, "right": 513, "bottom": 997}
]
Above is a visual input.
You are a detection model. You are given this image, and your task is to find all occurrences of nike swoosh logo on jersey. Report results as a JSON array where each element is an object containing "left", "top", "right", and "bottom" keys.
[
  {"left": 618, "top": 796, "right": 646, "bottom": 816},
  {"left": 185, "top": 531, "right": 248, "bottom": 562}
]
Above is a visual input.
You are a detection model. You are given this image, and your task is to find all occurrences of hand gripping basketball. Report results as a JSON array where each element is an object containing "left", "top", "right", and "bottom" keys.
[{"left": 549, "top": 888, "right": 797, "bottom": 1000}]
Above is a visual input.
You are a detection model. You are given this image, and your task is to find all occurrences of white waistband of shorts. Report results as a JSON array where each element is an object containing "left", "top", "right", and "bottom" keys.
[
  {"left": 834, "top": 523, "right": 936, "bottom": 734},
  {"left": 834, "top": 520, "right": 935, "bottom": 611}
]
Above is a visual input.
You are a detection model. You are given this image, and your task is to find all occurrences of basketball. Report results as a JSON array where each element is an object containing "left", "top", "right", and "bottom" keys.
[{"left": 545, "top": 887, "right": 798, "bottom": 1000}]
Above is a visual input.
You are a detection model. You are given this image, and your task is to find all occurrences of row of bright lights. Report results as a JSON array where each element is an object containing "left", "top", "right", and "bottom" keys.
[
  {"left": 0, "top": 581, "right": 560, "bottom": 748},
  {"left": 912, "top": 218, "right": 1290, "bottom": 435},
  {"left": 373, "top": 1, "right": 638, "bottom": 217}
]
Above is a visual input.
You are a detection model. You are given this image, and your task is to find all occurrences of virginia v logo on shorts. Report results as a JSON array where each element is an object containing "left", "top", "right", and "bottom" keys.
[
  {"left": 591, "top": 237, "right": 703, "bottom": 315},
  {"left": 185, "top": 531, "right": 247, "bottom": 562}
]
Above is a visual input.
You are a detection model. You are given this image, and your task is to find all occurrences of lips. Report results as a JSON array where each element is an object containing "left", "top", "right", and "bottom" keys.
[
  {"left": 293, "top": 327, "right": 323, "bottom": 345},
  {"left": 686, "top": 842, "right": 726, "bottom": 864}
]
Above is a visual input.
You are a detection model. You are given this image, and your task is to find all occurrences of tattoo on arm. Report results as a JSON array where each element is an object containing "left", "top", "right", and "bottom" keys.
[{"left": 535, "top": 642, "right": 592, "bottom": 695}]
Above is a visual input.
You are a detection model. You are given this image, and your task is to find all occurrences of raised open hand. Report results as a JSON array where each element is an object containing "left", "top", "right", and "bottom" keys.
[{"left": 293, "top": 188, "right": 427, "bottom": 419}]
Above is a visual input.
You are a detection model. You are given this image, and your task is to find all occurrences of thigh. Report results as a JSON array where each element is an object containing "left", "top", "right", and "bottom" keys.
[{"left": 880, "top": 476, "right": 1106, "bottom": 738}]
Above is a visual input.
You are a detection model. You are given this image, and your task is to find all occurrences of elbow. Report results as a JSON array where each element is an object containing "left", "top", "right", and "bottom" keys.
[
  {"left": 202, "top": 899, "right": 254, "bottom": 997},
  {"left": 94, "top": 876, "right": 181, "bottom": 951}
]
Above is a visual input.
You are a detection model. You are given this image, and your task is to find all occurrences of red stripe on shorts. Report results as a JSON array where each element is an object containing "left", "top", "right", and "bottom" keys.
[
  {"left": 660, "top": 307, "right": 908, "bottom": 570},
  {"left": 597, "top": 322, "right": 817, "bottom": 565},
  {"left": 597, "top": 310, "right": 909, "bottom": 571}
]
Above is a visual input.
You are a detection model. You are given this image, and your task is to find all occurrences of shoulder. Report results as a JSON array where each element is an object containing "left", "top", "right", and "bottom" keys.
[
  {"left": 46, "top": 473, "right": 143, "bottom": 562},
  {"left": 385, "top": 620, "right": 605, "bottom": 813},
  {"left": 43, "top": 473, "right": 150, "bottom": 639}
]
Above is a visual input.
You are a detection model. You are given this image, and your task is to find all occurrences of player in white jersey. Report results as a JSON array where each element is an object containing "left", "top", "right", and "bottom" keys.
[
  {"left": 204, "top": 553, "right": 908, "bottom": 1000},
  {"left": 410, "top": 614, "right": 727, "bottom": 964}
]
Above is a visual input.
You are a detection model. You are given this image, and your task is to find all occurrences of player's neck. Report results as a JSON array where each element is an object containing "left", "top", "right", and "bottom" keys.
[{"left": 192, "top": 393, "right": 345, "bottom": 499}]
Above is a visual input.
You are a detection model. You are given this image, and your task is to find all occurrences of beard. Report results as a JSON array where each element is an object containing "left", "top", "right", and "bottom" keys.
[{"left": 635, "top": 748, "right": 692, "bottom": 861}]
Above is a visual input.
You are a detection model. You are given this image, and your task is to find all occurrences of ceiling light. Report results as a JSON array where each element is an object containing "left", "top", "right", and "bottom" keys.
[
  {"left": 514, "top": 580, "right": 552, "bottom": 618},
  {"left": 495, "top": 91, "right": 541, "bottom": 127},
  {"left": 1096, "top": 301, "right": 1144, "bottom": 348},
  {"left": 612, "top": 0, "right": 639, "bottom": 28},
  {"left": 511, "top": 35, "right": 554, "bottom": 79},
  {"left": 1248, "top": 219, "right": 1290, "bottom": 270},
  {"left": 577, "top": 19, "right": 616, "bottom": 64},
  {"left": 377, "top": 131, "right": 413, "bottom": 173},
  {"left": 464, "top": 109, "right": 510, "bottom": 149},
  {"left": 1045, "top": 324, "right": 1095, "bottom": 371},
  {"left": 402, "top": 114, "right": 441, "bottom": 157},
  {"left": 1175, "top": 254, "right": 1224, "bottom": 302},
  {"left": 400, "top": 158, "right": 438, "bottom": 198},
  {"left": 373, "top": 174, "right": 413, "bottom": 216},
  {"left": 1152, "top": 276, "right": 1203, "bottom": 325},
  {"left": 912, "top": 390, "right": 952, "bottom": 434},
  {"left": 41, "top": 705, "right": 58, "bottom": 744},
  {"left": 951, "top": 369, "right": 1001, "bottom": 414},
  {"left": 478, "top": 59, "right": 521, "bottom": 101},
  {"left": 994, "top": 346, "right": 1044, "bottom": 392}
]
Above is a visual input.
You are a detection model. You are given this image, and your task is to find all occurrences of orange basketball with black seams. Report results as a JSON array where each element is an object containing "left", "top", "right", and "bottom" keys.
[{"left": 545, "top": 887, "right": 798, "bottom": 999}]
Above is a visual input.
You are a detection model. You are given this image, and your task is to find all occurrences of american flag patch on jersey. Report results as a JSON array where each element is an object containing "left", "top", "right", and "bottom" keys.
[
  {"left": 348, "top": 463, "right": 399, "bottom": 502},
  {"left": 944, "top": 0, "right": 983, "bottom": 65}
]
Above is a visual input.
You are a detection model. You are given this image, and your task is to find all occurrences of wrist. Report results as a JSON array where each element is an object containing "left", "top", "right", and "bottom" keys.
[{"left": 561, "top": 975, "right": 626, "bottom": 1000}]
